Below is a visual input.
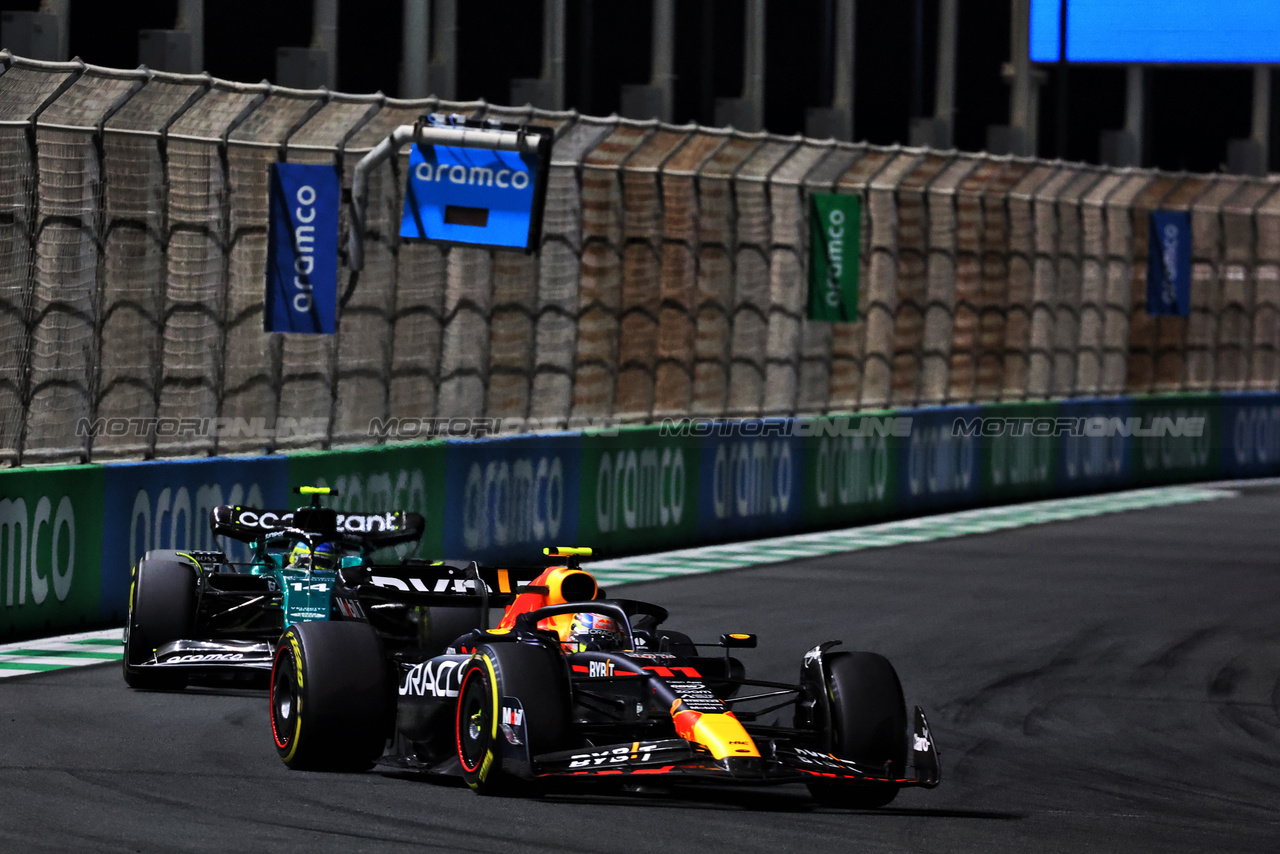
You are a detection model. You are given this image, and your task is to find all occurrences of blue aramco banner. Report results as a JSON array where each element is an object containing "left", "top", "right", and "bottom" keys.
[
  {"left": 440, "top": 434, "right": 582, "bottom": 564},
  {"left": 401, "top": 142, "right": 542, "bottom": 250},
  {"left": 265, "top": 162, "right": 340, "bottom": 333},
  {"left": 695, "top": 422, "right": 804, "bottom": 540},
  {"left": 99, "top": 456, "right": 289, "bottom": 619},
  {"left": 1147, "top": 210, "right": 1192, "bottom": 317}
]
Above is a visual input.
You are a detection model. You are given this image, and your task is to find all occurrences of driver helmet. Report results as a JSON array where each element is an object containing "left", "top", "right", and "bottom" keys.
[
  {"left": 564, "top": 612, "right": 624, "bottom": 652},
  {"left": 288, "top": 541, "right": 339, "bottom": 571}
]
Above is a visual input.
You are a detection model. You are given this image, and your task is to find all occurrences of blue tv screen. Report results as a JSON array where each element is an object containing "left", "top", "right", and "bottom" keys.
[{"left": 1030, "top": 0, "right": 1280, "bottom": 63}]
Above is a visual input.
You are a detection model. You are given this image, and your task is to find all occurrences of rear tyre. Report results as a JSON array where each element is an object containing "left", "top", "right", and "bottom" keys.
[
  {"left": 122, "top": 559, "right": 196, "bottom": 690},
  {"left": 456, "top": 642, "right": 570, "bottom": 796},
  {"left": 807, "top": 651, "right": 908, "bottom": 809},
  {"left": 271, "top": 621, "right": 391, "bottom": 771}
]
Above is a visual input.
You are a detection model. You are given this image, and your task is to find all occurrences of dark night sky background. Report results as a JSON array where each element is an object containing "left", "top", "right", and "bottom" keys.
[{"left": 0, "top": 0, "right": 1264, "bottom": 173}]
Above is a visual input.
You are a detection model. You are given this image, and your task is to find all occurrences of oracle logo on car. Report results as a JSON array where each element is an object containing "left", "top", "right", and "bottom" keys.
[{"left": 399, "top": 659, "right": 464, "bottom": 698}]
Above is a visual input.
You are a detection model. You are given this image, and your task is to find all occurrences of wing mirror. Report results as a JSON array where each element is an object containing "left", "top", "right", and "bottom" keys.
[{"left": 720, "top": 633, "right": 757, "bottom": 649}]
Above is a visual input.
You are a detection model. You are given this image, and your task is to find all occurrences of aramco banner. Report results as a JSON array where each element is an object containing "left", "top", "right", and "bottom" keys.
[
  {"left": 400, "top": 123, "right": 552, "bottom": 252},
  {"left": 265, "top": 162, "right": 340, "bottom": 333},
  {"left": 808, "top": 193, "right": 861, "bottom": 321},
  {"left": 1147, "top": 210, "right": 1192, "bottom": 317}
]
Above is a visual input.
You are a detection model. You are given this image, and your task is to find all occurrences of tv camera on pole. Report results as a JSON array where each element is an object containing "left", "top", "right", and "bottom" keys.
[{"left": 347, "top": 113, "right": 555, "bottom": 272}]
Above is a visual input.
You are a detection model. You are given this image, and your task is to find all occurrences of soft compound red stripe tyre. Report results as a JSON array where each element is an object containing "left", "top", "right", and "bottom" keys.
[
  {"left": 270, "top": 620, "right": 392, "bottom": 771},
  {"left": 455, "top": 642, "right": 571, "bottom": 796},
  {"left": 808, "top": 651, "right": 908, "bottom": 809}
]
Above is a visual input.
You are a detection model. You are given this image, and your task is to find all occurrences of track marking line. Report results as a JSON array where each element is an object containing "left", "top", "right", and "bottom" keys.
[
  {"left": 587, "top": 484, "right": 1236, "bottom": 587},
  {"left": 0, "top": 628, "right": 122, "bottom": 680},
  {"left": 1, "top": 649, "right": 120, "bottom": 659}
]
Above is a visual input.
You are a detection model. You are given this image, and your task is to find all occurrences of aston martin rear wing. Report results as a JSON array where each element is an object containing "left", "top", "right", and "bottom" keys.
[{"left": 209, "top": 504, "right": 425, "bottom": 548}]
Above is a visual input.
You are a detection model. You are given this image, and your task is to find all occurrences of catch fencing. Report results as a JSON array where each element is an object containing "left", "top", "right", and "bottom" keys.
[{"left": 1, "top": 52, "right": 1278, "bottom": 465}]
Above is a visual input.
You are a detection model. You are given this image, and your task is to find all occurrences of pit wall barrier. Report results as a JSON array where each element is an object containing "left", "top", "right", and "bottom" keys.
[{"left": 3, "top": 392, "right": 1278, "bottom": 640}]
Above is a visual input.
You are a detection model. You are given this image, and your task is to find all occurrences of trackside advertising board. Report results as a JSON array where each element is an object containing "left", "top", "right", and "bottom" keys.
[
  {"left": 100, "top": 457, "right": 290, "bottom": 619},
  {"left": 400, "top": 123, "right": 553, "bottom": 252},
  {"left": 1221, "top": 393, "right": 1280, "bottom": 478},
  {"left": 978, "top": 402, "right": 1059, "bottom": 504},
  {"left": 579, "top": 429, "right": 700, "bottom": 556},
  {"left": 696, "top": 421, "right": 804, "bottom": 540},
  {"left": 0, "top": 466, "right": 105, "bottom": 638},
  {"left": 440, "top": 434, "right": 581, "bottom": 564},
  {"left": 899, "top": 405, "right": 983, "bottom": 514},
  {"left": 800, "top": 412, "right": 900, "bottom": 528},
  {"left": 1147, "top": 211, "right": 1192, "bottom": 317},
  {"left": 808, "top": 193, "right": 861, "bottom": 321},
  {"left": 3, "top": 392, "right": 1280, "bottom": 640},
  {"left": 265, "top": 162, "right": 341, "bottom": 333}
]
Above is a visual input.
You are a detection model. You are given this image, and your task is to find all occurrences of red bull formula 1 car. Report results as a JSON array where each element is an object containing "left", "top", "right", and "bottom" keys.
[{"left": 269, "top": 547, "right": 940, "bottom": 807}]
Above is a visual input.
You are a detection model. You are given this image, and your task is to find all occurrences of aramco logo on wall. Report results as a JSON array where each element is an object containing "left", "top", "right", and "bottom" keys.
[
  {"left": 711, "top": 440, "right": 795, "bottom": 520},
  {"left": 813, "top": 434, "right": 890, "bottom": 509},
  {"left": 594, "top": 447, "right": 687, "bottom": 533},
  {"left": 129, "top": 482, "right": 267, "bottom": 568},
  {"left": 462, "top": 456, "right": 566, "bottom": 551},
  {"left": 0, "top": 495, "right": 76, "bottom": 608}
]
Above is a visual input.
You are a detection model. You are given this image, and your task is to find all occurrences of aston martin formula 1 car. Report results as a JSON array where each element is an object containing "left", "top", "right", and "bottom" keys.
[
  {"left": 269, "top": 547, "right": 940, "bottom": 807},
  {"left": 122, "top": 487, "right": 425, "bottom": 689}
]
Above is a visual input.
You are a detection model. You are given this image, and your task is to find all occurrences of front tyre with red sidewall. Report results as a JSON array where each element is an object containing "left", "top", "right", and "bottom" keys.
[
  {"left": 271, "top": 621, "right": 391, "bottom": 771},
  {"left": 808, "top": 650, "right": 909, "bottom": 809},
  {"left": 455, "top": 642, "right": 570, "bottom": 796},
  {"left": 455, "top": 662, "right": 495, "bottom": 779}
]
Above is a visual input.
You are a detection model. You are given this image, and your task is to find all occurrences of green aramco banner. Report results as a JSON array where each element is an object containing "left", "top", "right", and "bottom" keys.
[{"left": 808, "top": 192, "right": 861, "bottom": 321}]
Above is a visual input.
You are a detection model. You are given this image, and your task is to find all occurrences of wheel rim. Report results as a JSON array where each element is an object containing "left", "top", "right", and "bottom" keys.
[
  {"left": 456, "top": 666, "right": 491, "bottom": 773},
  {"left": 270, "top": 646, "right": 298, "bottom": 749}
]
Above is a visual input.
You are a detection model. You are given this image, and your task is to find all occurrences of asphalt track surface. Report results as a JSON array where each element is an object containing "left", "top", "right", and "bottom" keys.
[{"left": 3, "top": 484, "right": 1279, "bottom": 853}]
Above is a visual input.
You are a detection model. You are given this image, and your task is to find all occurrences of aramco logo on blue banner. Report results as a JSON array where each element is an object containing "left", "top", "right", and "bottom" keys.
[
  {"left": 1147, "top": 210, "right": 1192, "bottom": 317},
  {"left": 265, "top": 162, "right": 340, "bottom": 334},
  {"left": 400, "top": 143, "right": 538, "bottom": 250}
]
